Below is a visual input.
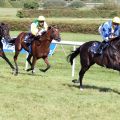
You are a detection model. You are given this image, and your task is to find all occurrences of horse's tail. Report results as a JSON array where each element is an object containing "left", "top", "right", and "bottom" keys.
[
  {"left": 8, "top": 37, "right": 16, "bottom": 46},
  {"left": 67, "top": 46, "right": 80, "bottom": 65}
]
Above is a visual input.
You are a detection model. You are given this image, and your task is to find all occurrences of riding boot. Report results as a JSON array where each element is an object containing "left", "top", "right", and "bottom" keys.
[
  {"left": 97, "top": 41, "right": 109, "bottom": 54},
  {"left": 24, "top": 33, "right": 33, "bottom": 44},
  {"left": 28, "top": 44, "right": 32, "bottom": 53},
  {"left": 96, "top": 43, "right": 104, "bottom": 54}
]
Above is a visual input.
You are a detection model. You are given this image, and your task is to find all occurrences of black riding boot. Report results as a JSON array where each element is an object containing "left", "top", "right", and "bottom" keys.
[
  {"left": 24, "top": 33, "right": 33, "bottom": 44},
  {"left": 97, "top": 41, "right": 109, "bottom": 54}
]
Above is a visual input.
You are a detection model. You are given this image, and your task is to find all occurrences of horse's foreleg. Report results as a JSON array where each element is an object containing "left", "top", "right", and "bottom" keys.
[
  {"left": 1, "top": 52, "right": 15, "bottom": 72},
  {"left": 39, "top": 57, "right": 51, "bottom": 72}
]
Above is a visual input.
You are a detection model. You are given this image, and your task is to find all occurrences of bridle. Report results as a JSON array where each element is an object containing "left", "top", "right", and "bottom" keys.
[{"left": 50, "top": 27, "right": 61, "bottom": 41}]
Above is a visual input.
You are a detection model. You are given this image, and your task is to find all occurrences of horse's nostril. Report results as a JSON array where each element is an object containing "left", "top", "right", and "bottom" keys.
[{"left": 58, "top": 38, "right": 61, "bottom": 42}]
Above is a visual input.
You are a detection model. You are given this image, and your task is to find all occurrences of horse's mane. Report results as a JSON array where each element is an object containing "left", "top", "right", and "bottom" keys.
[
  {"left": 110, "top": 36, "right": 120, "bottom": 42},
  {"left": 0, "top": 22, "right": 5, "bottom": 26},
  {"left": 110, "top": 36, "right": 120, "bottom": 46},
  {"left": 0, "top": 23, "right": 6, "bottom": 36},
  {"left": 0, "top": 23, "right": 8, "bottom": 28}
]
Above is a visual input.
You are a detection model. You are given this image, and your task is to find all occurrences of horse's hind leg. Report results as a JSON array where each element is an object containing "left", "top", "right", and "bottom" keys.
[
  {"left": 79, "top": 67, "right": 89, "bottom": 90},
  {"left": 39, "top": 57, "right": 51, "bottom": 72},
  {"left": 73, "top": 62, "right": 94, "bottom": 90},
  {"left": 14, "top": 51, "right": 20, "bottom": 75},
  {"left": 72, "top": 66, "right": 89, "bottom": 88},
  {"left": 27, "top": 57, "right": 37, "bottom": 74},
  {"left": 26, "top": 53, "right": 32, "bottom": 67},
  {"left": 1, "top": 51, "right": 15, "bottom": 72}
]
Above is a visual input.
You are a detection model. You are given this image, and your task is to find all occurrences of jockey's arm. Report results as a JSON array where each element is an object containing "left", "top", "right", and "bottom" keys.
[
  {"left": 37, "top": 22, "right": 48, "bottom": 36},
  {"left": 44, "top": 22, "right": 48, "bottom": 31},
  {"left": 102, "top": 24, "right": 110, "bottom": 42},
  {"left": 31, "top": 23, "right": 39, "bottom": 36}
]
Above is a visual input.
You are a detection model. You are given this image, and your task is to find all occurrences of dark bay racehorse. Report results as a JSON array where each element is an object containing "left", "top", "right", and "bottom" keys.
[
  {"left": 10, "top": 26, "right": 61, "bottom": 75},
  {"left": 0, "top": 23, "right": 14, "bottom": 71},
  {"left": 67, "top": 37, "right": 120, "bottom": 90}
]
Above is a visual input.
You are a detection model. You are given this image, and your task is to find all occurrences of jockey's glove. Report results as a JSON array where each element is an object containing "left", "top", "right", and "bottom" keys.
[{"left": 104, "top": 37, "right": 109, "bottom": 42}]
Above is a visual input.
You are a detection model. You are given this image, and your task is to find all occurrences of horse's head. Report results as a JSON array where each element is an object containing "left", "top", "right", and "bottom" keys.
[
  {"left": 0, "top": 23, "right": 11, "bottom": 42},
  {"left": 48, "top": 26, "right": 61, "bottom": 42}
]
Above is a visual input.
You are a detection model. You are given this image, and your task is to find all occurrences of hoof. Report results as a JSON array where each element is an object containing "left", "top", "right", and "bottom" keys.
[
  {"left": 14, "top": 72, "right": 18, "bottom": 76},
  {"left": 26, "top": 68, "right": 31, "bottom": 72},
  {"left": 39, "top": 69, "right": 46, "bottom": 72},
  {"left": 11, "top": 69, "right": 15, "bottom": 74},
  {"left": 72, "top": 79, "right": 79, "bottom": 83},
  {"left": 12, "top": 69, "right": 18, "bottom": 76},
  {"left": 14, "top": 73, "right": 18, "bottom": 76},
  {"left": 80, "top": 88, "right": 83, "bottom": 91},
  {"left": 32, "top": 70, "right": 35, "bottom": 74}
]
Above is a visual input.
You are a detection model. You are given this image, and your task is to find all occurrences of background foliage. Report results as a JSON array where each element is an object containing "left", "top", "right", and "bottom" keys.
[{"left": 0, "top": 18, "right": 103, "bottom": 34}]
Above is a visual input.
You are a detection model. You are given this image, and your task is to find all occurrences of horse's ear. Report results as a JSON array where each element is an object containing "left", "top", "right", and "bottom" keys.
[
  {"left": 0, "top": 22, "right": 5, "bottom": 26},
  {"left": 48, "top": 26, "right": 51, "bottom": 29}
]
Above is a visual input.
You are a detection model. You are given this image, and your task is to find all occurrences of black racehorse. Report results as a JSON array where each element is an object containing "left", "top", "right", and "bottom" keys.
[
  {"left": 67, "top": 37, "right": 120, "bottom": 90},
  {"left": 0, "top": 23, "right": 14, "bottom": 72}
]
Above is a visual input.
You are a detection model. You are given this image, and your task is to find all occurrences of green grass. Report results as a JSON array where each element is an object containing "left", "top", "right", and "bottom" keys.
[
  {"left": 0, "top": 32, "right": 120, "bottom": 120},
  {"left": 0, "top": 8, "right": 21, "bottom": 17},
  {"left": 10, "top": 31, "right": 102, "bottom": 42},
  {"left": 0, "top": 7, "right": 108, "bottom": 24}
]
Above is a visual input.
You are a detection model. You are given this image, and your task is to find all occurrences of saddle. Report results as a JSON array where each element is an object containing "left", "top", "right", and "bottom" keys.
[
  {"left": 89, "top": 41, "right": 109, "bottom": 55},
  {"left": 24, "top": 33, "right": 34, "bottom": 45}
]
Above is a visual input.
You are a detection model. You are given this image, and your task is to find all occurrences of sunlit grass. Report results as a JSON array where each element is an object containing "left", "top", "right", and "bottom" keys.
[
  {"left": 10, "top": 31, "right": 101, "bottom": 42},
  {"left": 0, "top": 8, "right": 21, "bottom": 17},
  {"left": 0, "top": 32, "right": 120, "bottom": 120}
]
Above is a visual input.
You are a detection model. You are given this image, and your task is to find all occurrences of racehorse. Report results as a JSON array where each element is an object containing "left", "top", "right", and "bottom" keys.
[
  {"left": 10, "top": 26, "right": 61, "bottom": 75},
  {"left": 0, "top": 23, "right": 14, "bottom": 72},
  {"left": 67, "top": 37, "right": 120, "bottom": 90}
]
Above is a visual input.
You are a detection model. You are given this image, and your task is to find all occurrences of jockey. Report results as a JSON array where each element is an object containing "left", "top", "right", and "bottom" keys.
[
  {"left": 25, "top": 15, "right": 48, "bottom": 44},
  {"left": 31, "top": 15, "right": 48, "bottom": 36},
  {"left": 97, "top": 16, "right": 120, "bottom": 54}
]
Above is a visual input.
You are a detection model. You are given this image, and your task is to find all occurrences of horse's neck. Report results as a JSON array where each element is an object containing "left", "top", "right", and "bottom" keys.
[
  {"left": 0, "top": 28, "right": 2, "bottom": 38},
  {"left": 0, "top": 37, "right": 2, "bottom": 42},
  {"left": 42, "top": 32, "right": 52, "bottom": 43},
  {"left": 111, "top": 37, "right": 120, "bottom": 48},
  {"left": 0, "top": 28, "right": 2, "bottom": 41}
]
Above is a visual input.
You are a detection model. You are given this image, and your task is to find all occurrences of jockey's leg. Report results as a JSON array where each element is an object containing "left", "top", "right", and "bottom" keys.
[
  {"left": 22, "top": 43, "right": 29, "bottom": 52},
  {"left": 24, "top": 33, "right": 31, "bottom": 43},
  {"left": 22, "top": 42, "right": 32, "bottom": 54},
  {"left": 28, "top": 44, "right": 32, "bottom": 53},
  {"left": 96, "top": 41, "right": 109, "bottom": 54},
  {"left": 24, "top": 33, "right": 34, "bottom": 45}
]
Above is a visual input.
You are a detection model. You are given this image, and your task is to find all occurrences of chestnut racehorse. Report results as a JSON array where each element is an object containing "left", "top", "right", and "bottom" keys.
[{"left": 10, "top": 26, "right": 61, "bottom": 75}]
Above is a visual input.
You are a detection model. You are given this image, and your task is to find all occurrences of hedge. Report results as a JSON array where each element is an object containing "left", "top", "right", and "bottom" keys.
[
  {"left": 16, "top": 9, "right": 120, "bottom": 18},
  {"left": 0, "top": 18, "right": 104, "bottom": 34}
]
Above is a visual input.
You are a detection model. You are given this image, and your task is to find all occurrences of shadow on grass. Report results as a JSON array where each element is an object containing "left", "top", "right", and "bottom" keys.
[
  {"left": 65, "top": 83, "right": 120, "bottom": 95},
  {"left": 17, "top": 72, "right": 44, "bottom": 77}
]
